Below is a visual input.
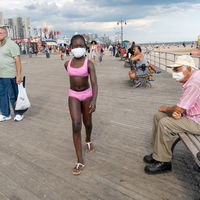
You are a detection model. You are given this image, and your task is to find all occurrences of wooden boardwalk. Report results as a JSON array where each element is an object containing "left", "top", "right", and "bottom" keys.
[{"left": 0, "top": 51, "right": 199, "bottom": 200}]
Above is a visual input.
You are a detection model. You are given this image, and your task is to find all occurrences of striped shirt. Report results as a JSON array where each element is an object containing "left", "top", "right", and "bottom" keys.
[{"left": 177, "top": 70, "right": 200, "bottom": 124}]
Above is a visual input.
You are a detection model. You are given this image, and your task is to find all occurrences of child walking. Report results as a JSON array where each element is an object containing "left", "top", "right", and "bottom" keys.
[{"left": 64, "top": 35, "right": 98, "bottom": 175}]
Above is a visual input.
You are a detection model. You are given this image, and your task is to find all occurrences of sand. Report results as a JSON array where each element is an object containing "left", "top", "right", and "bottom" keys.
[{"left": 141, "top": 44, "right": 200, "bottom": 73}]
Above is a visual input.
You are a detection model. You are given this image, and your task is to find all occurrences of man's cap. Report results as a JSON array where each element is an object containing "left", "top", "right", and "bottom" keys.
[{"left": 167, "top": 55, "right": 198, "bottom": 69}]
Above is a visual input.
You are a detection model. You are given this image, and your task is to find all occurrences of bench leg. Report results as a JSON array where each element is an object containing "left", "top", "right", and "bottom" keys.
[
  {"left": 193, "top": 164, "right": 200, "bottom": 172},
  {"left": 171, "top": 137, "right": 181, "bottom": 155},
  {"left": 146, "top": 80, "right": 152, "bottom": 88},
  {"left": 171, "top": 137, "right": 200, "bottom": 173}
]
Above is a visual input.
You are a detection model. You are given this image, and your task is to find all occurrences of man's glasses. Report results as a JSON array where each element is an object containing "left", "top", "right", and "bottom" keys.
[{"left": 173, "top": 66, "right": 182, "bottom": 72}]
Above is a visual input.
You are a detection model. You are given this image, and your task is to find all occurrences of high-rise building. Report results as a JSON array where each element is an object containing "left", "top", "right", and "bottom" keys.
[
  {"left": 0, "top": 13, "right": 13, "bottom": 38},
  {"left": 4, "top": 14, "right": 32, "bottom": 39},
  {"left": 0, "top": 12, "right": 3, "bottom": 25},
  {"left": 81, "top": 33, "right": 98, "bottom": 42},
  {"left": 103, "top": 34, "right": 110, "bottom": 44}
]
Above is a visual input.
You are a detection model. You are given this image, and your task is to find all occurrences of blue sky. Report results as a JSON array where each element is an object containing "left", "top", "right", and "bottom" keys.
[{"left": 1, "top": 0, "right": 200, "bottom": 43}]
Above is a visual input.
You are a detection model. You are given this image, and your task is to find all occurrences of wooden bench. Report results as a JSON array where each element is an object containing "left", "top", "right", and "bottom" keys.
[
  {"left": 129, "top": 60, "right": 152, "bottom": 88},
  {"left": 121, "top": 54, "right": 125, "bottom": 61},
  {"left": 172, "top": 133, "right": 200, "bottom": 172},
  {"left": 124, "top": 58, "right": 130, "bottom": 68}
]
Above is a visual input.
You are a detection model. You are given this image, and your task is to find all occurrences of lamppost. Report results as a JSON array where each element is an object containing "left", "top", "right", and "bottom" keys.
[
  {"left": 33, "top": 28, "right": 38, "bottom": 38},
  {"left": 115, "top": 32, "right": 120, "bottom": 44},
  {"left": 27, "top": 27, "right": 31, "bottom": 38},
  {"left": 117, "top": 20, "right": 126, "bottom": 45},
  {"left": 39, "top": 28, "right": 42, "bottom": 38}
]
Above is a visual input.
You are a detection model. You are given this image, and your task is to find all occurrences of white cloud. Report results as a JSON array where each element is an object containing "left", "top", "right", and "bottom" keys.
[{"left": 1, "top": 0, "right": 200, "bottom": 43}]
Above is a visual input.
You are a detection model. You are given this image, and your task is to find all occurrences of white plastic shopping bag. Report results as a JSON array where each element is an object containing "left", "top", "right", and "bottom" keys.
[{"left": 15, "top": 83, "right": 31, "bottom": 110}]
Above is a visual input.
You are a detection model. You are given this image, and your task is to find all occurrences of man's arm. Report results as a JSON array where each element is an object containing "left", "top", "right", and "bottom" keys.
[
  {"left": 158, "top": 105, "right": 185, "bottom": 113},
  {"left": 14, "top": 56, "right": 21, "bottom": 84},
  {"left": 130, "top": 54, "right": 142, "bottom": 61},
  {"left": 159, "top": 105, "right": 185, "bottom": 120}
]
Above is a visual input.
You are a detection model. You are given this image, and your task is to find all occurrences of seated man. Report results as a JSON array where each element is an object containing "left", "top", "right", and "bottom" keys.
[
  {"left": 126, "top": 41, "right": 135, "bottom": 59},
  {"left": 129, "top": 45, "right": 149, "bottom": 87},
  {"left": 144, "top": 55, "right": 200, "bottom": 174},
  {"left": 121, "top": 47, "right": 126, "bottom": 58}
]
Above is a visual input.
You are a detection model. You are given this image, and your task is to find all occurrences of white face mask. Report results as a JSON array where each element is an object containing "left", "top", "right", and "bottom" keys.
[
  {"left": 172, "top": 72, "right": 185, "bottom": 81},
  {"left": 71, "top": 48, "right": 85, "bottom": 58}
]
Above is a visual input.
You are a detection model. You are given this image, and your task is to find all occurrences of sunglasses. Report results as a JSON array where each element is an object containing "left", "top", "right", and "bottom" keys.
[{"left": 172, "top": 66, "right": 182, "bottom": 72}]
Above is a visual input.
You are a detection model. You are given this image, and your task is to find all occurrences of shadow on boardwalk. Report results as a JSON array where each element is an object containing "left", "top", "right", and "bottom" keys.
[{"left": 0, "top": 52, "right": 199, "bottom": 200}]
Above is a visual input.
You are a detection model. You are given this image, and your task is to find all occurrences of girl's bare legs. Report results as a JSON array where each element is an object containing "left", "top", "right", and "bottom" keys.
[
  {"left": 82, "top": 97, "right": 94, "bottom": 152},
  {"left": 68, "top": 97, "right": 83, "bottom": 172},
  {"left": 92, "top": 55, "right": 95, "bottom": 65}
]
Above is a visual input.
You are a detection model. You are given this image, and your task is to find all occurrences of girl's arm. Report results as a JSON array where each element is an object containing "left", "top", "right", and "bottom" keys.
[
  {"left": 64, "top": 61, "right": 69, "bottom": 71},
  {"left": 88, "top": 60, "right": 98, "bottom": 113}
]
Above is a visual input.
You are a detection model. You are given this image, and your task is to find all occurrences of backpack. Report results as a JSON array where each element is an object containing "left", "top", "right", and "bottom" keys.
[{"left": 62, "top": 47, "right": 65, "bottom": 53}]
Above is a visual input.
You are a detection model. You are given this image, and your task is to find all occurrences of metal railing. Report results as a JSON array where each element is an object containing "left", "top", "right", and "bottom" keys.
[{"left": 142, "top": 49, "right": 200, "bottom": 71}]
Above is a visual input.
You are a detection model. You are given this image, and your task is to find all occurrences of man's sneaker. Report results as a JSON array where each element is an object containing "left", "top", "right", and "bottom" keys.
[
  {"left": 14, "top": 114, "right": 24, "bottom": 122},
  {"left": 0, "top": 115, "right": 11, "bottom": 122},
  {"left": 136, "top": 81, "right": 143, "bottom": 88}
]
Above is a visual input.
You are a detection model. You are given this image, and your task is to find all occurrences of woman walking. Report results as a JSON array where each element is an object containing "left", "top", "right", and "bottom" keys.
[
  {"left": 90, "top": 40, "right": 98, "bottom": 65},
  {"left": 109, "top": 44, "right": 113, "bottom": 56}
]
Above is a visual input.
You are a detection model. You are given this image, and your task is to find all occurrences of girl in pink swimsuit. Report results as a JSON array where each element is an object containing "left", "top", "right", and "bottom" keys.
[{"left": 64, "top": 35, "right": 98, "bottom": 175}]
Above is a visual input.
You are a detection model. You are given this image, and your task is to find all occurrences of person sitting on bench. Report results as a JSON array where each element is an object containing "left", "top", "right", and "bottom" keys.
[
  {"left": 147, "top": 62, "right": 157, "bottom": 81},
  {"left": 121, "top": 47, "right": 126, "bottom": 58},
  {"left": 129, "top": 45, "right": 149, "bottom": 87},
  {"left": 143, "top": 55, "right": 200, "bottom": 175},
  {"left": 126, "top": 41, "right": 135, "bottom": 60}
]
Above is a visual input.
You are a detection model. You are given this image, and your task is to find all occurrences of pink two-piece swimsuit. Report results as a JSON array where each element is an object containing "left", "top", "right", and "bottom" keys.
[{"left": 67, "top": 58, "right": 93, "bottom": 101}]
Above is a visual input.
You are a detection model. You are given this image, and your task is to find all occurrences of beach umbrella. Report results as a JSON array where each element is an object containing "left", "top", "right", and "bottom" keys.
[{"left": 123, "top": 40, "right": 130, "bottom": 43}]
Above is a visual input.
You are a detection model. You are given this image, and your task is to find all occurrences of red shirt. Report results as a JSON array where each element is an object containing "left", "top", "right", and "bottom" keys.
[{"left": 121, "top": 49, "right": 126, "bottom": 57}]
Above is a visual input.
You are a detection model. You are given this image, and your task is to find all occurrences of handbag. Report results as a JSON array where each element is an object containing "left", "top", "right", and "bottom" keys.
[
  {"left": 11, "top": 76, "right": 30, "bottom": 114},
  {"left": 15, "top": 83, "right": 31, "bottom": 111}
]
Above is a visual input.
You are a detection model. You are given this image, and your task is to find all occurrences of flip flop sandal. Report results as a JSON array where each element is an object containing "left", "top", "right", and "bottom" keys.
[
  {"left": 72, "top": 163, "right": 85, "bottom": 175},
  {"left": 85, "top": 141, "right": 94, "bottom": 153}
]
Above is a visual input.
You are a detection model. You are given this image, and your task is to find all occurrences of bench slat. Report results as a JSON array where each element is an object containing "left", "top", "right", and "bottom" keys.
[
  {"left": 195, "top": 135, "right": 200, "bottom": 143},
  {"left": 187, "top": 134, "right": 200, "bottom": 151},
  {"left": 178, "top": 133, "right": 200, "bottom": 167}
]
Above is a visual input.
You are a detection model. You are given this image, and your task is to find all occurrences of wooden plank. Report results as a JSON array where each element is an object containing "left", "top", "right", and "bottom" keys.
[
  {"left": 0, "top": 171, "right": 39, "bottom": 200},
  {"left": 195, "top": 135, "right": 200, "bottom": 143},
  {"left": 0, "top": 193, "right": 9, "bottom": 200},
  {"left": 0, "top": 180, "right": 23, "bottom": 200},
  {"left": 187, "top": 134, "right": 200, "bottom": 151},
  {"left": 179, "top": 133, "right": 200, "bottom": 167}
]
